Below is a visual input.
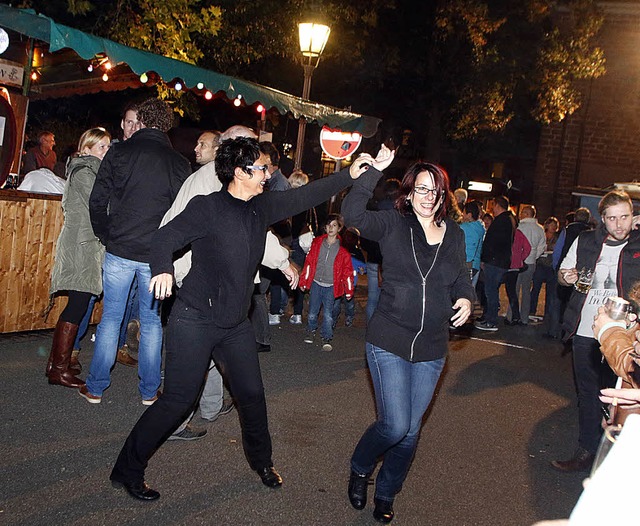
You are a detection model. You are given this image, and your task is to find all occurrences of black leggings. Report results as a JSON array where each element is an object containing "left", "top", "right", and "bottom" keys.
[{"left": 60, "top": 290, "right": 94, "bottom": 325}]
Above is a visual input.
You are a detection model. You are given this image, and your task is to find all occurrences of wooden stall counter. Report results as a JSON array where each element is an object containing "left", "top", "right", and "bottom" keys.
[{"left": 0, "top": 189, "right": 101, "bottom": 333}]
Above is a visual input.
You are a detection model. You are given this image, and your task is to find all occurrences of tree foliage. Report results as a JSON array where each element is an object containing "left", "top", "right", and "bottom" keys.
[{"left": 18, "top": 0, "right": 605, "bottom": 148}]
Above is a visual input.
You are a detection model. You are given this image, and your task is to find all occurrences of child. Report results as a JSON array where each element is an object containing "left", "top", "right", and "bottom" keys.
[
  {"left": 333, "top": 226, "right": 366, "bottom": 327},
  {"left": 299, "top": 214, "right": 354, "bottom": 352}
]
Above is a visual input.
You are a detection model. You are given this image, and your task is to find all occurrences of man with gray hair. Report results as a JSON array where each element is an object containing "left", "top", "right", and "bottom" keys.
[{"left": 507, "top": 205, "right": 545, "bottom": 324}]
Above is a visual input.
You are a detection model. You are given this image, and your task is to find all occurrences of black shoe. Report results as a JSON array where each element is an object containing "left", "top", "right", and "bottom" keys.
[
  {"left": 504, "top": 318, "right": 523, "bottom": 326},
  {"left": 257, "top": 466, "right": 282, "bottom": 488},
  {"left": 373, "top": 498, "right": 395, "bottom": 523},
  {"left": 111, "top": 479, "right": 160, "bottom": 501},
  {"left": 348, "top": 470, "right": 371, "bottom": 510},
  {"left": 256, "top": 343, "right": 271, "bottom": 353},
  {"left": 167, "top": 425, "right": 207, "bottom": 441}
]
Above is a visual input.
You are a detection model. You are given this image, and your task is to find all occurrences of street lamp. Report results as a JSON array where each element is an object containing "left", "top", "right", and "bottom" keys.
[{"left": 294, "top": 19, "right": 330, "bottom": 170}]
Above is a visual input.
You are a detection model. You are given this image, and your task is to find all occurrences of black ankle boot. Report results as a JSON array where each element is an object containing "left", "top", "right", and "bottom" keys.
[
  {"left": 348, "top": 470, "right": 370, "bottom": 510},
  {"left": 373, "top": 498, "right": 394, "bottom": 523}
]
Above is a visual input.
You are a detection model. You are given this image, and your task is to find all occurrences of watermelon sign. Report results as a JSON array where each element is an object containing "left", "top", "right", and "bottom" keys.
[{"left": 319, "top": 126, "right": 362, "bottom": 160}]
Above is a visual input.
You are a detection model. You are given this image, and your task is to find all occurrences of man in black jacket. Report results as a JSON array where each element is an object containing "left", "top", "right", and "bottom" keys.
[
  {"left": 552, "top": 191, "right": 640, "bottom": 472},
  {"left": 81, "top": 98, "right": 191, "bottom": 405},
  {"left": 475, "top": 195, "right": 514, "bottom": 331}
]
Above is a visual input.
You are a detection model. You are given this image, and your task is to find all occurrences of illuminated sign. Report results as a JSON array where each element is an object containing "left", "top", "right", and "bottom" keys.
[
  {"left": 319, "top": 126, "right": 362, "bottom": 160},
  {"left": 468, "top": 181, "right": 493, "bottom": 193}
]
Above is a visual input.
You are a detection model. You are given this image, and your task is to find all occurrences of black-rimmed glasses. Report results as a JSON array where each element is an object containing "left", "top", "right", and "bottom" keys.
[{"left": 413, "top": 186, "right": 440, "bottom": 197}]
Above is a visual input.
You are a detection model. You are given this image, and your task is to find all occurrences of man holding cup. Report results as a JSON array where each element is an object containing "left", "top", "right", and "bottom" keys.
[{"left": 552, "top": 190, "right": 640, "bottom": 472}]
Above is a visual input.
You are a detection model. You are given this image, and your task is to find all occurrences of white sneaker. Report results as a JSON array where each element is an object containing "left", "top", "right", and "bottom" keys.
[
  {"left": 268, "top": 313, "right": 281, "bottom": 325},
  {"left": 289, "top": 314, "right": 302, "bottom": 325}
]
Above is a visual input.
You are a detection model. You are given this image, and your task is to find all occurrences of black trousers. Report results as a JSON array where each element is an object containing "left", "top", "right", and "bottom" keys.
[{"left": 111, "top": 301, "right": 273, "bottom": 483}]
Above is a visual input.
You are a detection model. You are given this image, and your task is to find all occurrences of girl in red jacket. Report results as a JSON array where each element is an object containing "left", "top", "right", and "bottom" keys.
[{"left": 299, "top": 214, "right": 354, "bottom": 351}]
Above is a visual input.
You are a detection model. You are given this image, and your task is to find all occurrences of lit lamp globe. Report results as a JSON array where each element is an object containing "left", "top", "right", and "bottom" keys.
[{"left": 298, "top": 22, "right": 330, "bottom": 61}]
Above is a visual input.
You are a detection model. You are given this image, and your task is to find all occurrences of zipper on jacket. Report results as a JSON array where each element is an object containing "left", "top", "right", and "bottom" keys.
[{"left": 409, "top": 227, "right": 442, "bottom": 361}]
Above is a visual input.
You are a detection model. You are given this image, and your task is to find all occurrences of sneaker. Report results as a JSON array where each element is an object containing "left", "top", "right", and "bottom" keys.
[
  {"left": 474, "top": 320, "right": 498, "bottom": 332},
  {"left": 321, "top": 339, "right": 333, "bottom": 352},
  {"left": 142, "top": 390, "right": 161, "bottom": 406},
  {"left": 79, "top": 384, "right": 101, "bottom": 404},
  {"left": 167, "top": 425, "right": 207, "bottom": 441},
  {"left": 303, "top": 331, "right": 315, "bottom": 344},
  {"left": 268, "top": 313, "right": 281, "bottom": 325},
  {"left": 289, "top": 314, "right": 303, "bottom": 325},
  {"left": 201, "top": 400, "right": 235, "bottom": 422}
]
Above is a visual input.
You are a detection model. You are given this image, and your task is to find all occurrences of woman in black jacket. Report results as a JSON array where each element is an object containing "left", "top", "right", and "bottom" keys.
[{"left": 342, "top": 151, "right": 473, "bottom": 523}]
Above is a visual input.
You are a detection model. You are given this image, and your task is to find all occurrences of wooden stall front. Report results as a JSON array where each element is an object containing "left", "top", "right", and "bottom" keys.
[{"left": 0, "top": 189, "right": 101, "bottom": 333}]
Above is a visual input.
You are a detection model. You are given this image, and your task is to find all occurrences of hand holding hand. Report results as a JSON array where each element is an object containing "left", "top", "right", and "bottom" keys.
[
  {"left": 450, "top": 298, "right": 472, "bottom": 327},
  {"left": 149, "top": 273, "right": 174, "bottom": 300}
]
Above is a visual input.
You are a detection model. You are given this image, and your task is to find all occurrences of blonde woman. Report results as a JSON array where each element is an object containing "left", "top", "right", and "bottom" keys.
[{"left": 46, "top": 128, "right": 111, "bottom": 388}]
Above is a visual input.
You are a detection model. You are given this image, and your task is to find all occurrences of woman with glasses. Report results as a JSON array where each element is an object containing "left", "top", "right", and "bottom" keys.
[
  {"left": 342, "top": 154, "right": 474, "bottom": 523},
  {"left": 109, "top": 137, "right": 394, "bottom": 501}
]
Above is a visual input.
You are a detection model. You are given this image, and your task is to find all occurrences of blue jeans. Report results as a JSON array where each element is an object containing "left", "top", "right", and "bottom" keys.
[
  {"left": 307, "top": 282, "right": 335, "bottom": 340},
  {"left": 86, "top": 253, "right": 162, "bottom": 399},
  {"left": 482, "top": 264, "right": 508, "bottom": 325},
  {"left": 366, "top": 262, "right": 380, "bottom": 322},
  {"left": 332, "top": 295, "right": 355, "bottom": 325},
  {"left": 351, "top": 344, "right": 445, "bottom": 501},
  {"left": 74, "top": 295, "right": 97, "bottom": 351}
]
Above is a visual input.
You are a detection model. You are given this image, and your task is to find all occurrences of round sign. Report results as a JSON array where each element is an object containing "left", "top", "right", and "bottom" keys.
[
  {"left": 319, "top": 126, "right": 362, "bottom": 160},
  {"left": 0, "top": 29, "right": 8, "bottom": 55}
]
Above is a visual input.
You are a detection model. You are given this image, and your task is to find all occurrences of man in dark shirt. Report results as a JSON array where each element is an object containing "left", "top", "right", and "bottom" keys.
[
  {"left": 80, "top": 98, "right": 190, "bottom": 406},
  {"left": 475, "top": 195, "right": 514, "bottom": 332},
  {"left": 22, "top": 131, "right": 56, "bottom": 173}
]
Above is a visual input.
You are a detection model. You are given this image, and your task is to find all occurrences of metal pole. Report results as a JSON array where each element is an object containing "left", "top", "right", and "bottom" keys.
[{"left": 294, "top": 64, "right": 315, "bottom": 170}]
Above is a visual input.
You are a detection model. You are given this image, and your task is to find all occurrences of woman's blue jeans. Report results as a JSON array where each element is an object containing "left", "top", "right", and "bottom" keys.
[
  {"left": 86, "top": 253, "right": 162, "bottom": 399},
  {"left": 351, "top": 344, "right": 445, "bottom": 501}
]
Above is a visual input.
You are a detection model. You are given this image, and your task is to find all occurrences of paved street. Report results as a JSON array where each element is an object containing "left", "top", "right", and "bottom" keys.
[{"left": 0, "top": 294, "right": 587, "bottom": 526}]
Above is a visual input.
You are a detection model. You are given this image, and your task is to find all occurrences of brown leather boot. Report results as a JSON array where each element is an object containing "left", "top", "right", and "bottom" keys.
[
  {"left": 46, "top": 320, "right": 85, "bottom": 388},
  {"left": 69, "top": 350, "right": 82, "bottom": 375},
  {"left": 46, "top": 349, "right": 81, "bottom": 376}
]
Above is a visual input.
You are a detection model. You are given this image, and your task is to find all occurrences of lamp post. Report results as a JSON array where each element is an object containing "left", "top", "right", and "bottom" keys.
[{"left": 294, "top": 20, "right": 330, "bottom": 170}]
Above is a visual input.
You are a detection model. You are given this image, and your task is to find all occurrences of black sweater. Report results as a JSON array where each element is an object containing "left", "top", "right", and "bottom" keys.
[
  {"left": 89, "top": 128, "right": 191, "bottom": 263},
  {"left": 481, "top": 210, "right": 514, "bottom": 269},
  {"left": 150, "top": 169, "right": 354, "bottom": 328},
  {"left": 342, "top": 169, "right": 474, "bottom": 362}
]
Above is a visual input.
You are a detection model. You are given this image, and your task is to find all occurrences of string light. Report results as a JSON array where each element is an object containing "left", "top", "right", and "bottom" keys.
[
  {"left": 197, "top": 82, "right": 204, "bottom": 90},
  {"left": 30, "top": 71, "right": 38, "bottom": 80},
  {"left": 204, "top": 91, "right": 213, "bottom": 100},
  {"left": 139, "top": 72, "right": 148, "bottom": 83},
  {"left": 87, "top": 64, "right": 93, "bottom": 72},
  {"left": 256, "top": 104, "right": 265, "bottom": 113},
  {"left": 174, "top": 82, "right": 183, "bottom": 91},
  {"left": 102, "top": 73, "right": 109, "bottom": 82},
  {"left": 233, "top": 98, "right": 241, "bottom": 107},
  {"left": 104, "top": 61, "right": 112, "bottom": 70}
]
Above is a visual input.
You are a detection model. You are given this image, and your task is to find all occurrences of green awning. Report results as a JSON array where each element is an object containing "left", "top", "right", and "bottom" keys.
[{"left": 0, "top": 4, "right": 381, "bottom": 137}]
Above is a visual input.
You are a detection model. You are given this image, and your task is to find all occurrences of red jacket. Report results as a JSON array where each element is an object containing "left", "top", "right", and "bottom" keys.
[
  {"left": 299, "top": 234, "right": 354, "bottom": 298},
  {"left": 510, "top": 229, "right": 531, "bottom": 270}
]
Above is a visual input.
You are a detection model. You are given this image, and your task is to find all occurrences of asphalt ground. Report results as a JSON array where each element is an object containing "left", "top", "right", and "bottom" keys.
[{"left": 0, "top": 289, "right": 587, "bottom": 526}]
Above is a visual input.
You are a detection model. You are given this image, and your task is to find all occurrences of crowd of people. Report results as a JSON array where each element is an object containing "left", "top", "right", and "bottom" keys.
[{"left": 40, "top": 96, "right": 639, "bottom": 523}]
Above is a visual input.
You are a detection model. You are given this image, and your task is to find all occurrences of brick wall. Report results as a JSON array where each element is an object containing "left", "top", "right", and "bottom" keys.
[{"left": 534, "top": 2, "right": 640, "bottom": 221}]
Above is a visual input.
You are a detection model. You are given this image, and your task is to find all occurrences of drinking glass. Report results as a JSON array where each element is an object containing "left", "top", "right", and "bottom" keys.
[
  {"left": 589, "top": 424, "right": 623, "bottom": 476},
  {"left": 574, "top": 267, "right": 594, "bottom": 293}
]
